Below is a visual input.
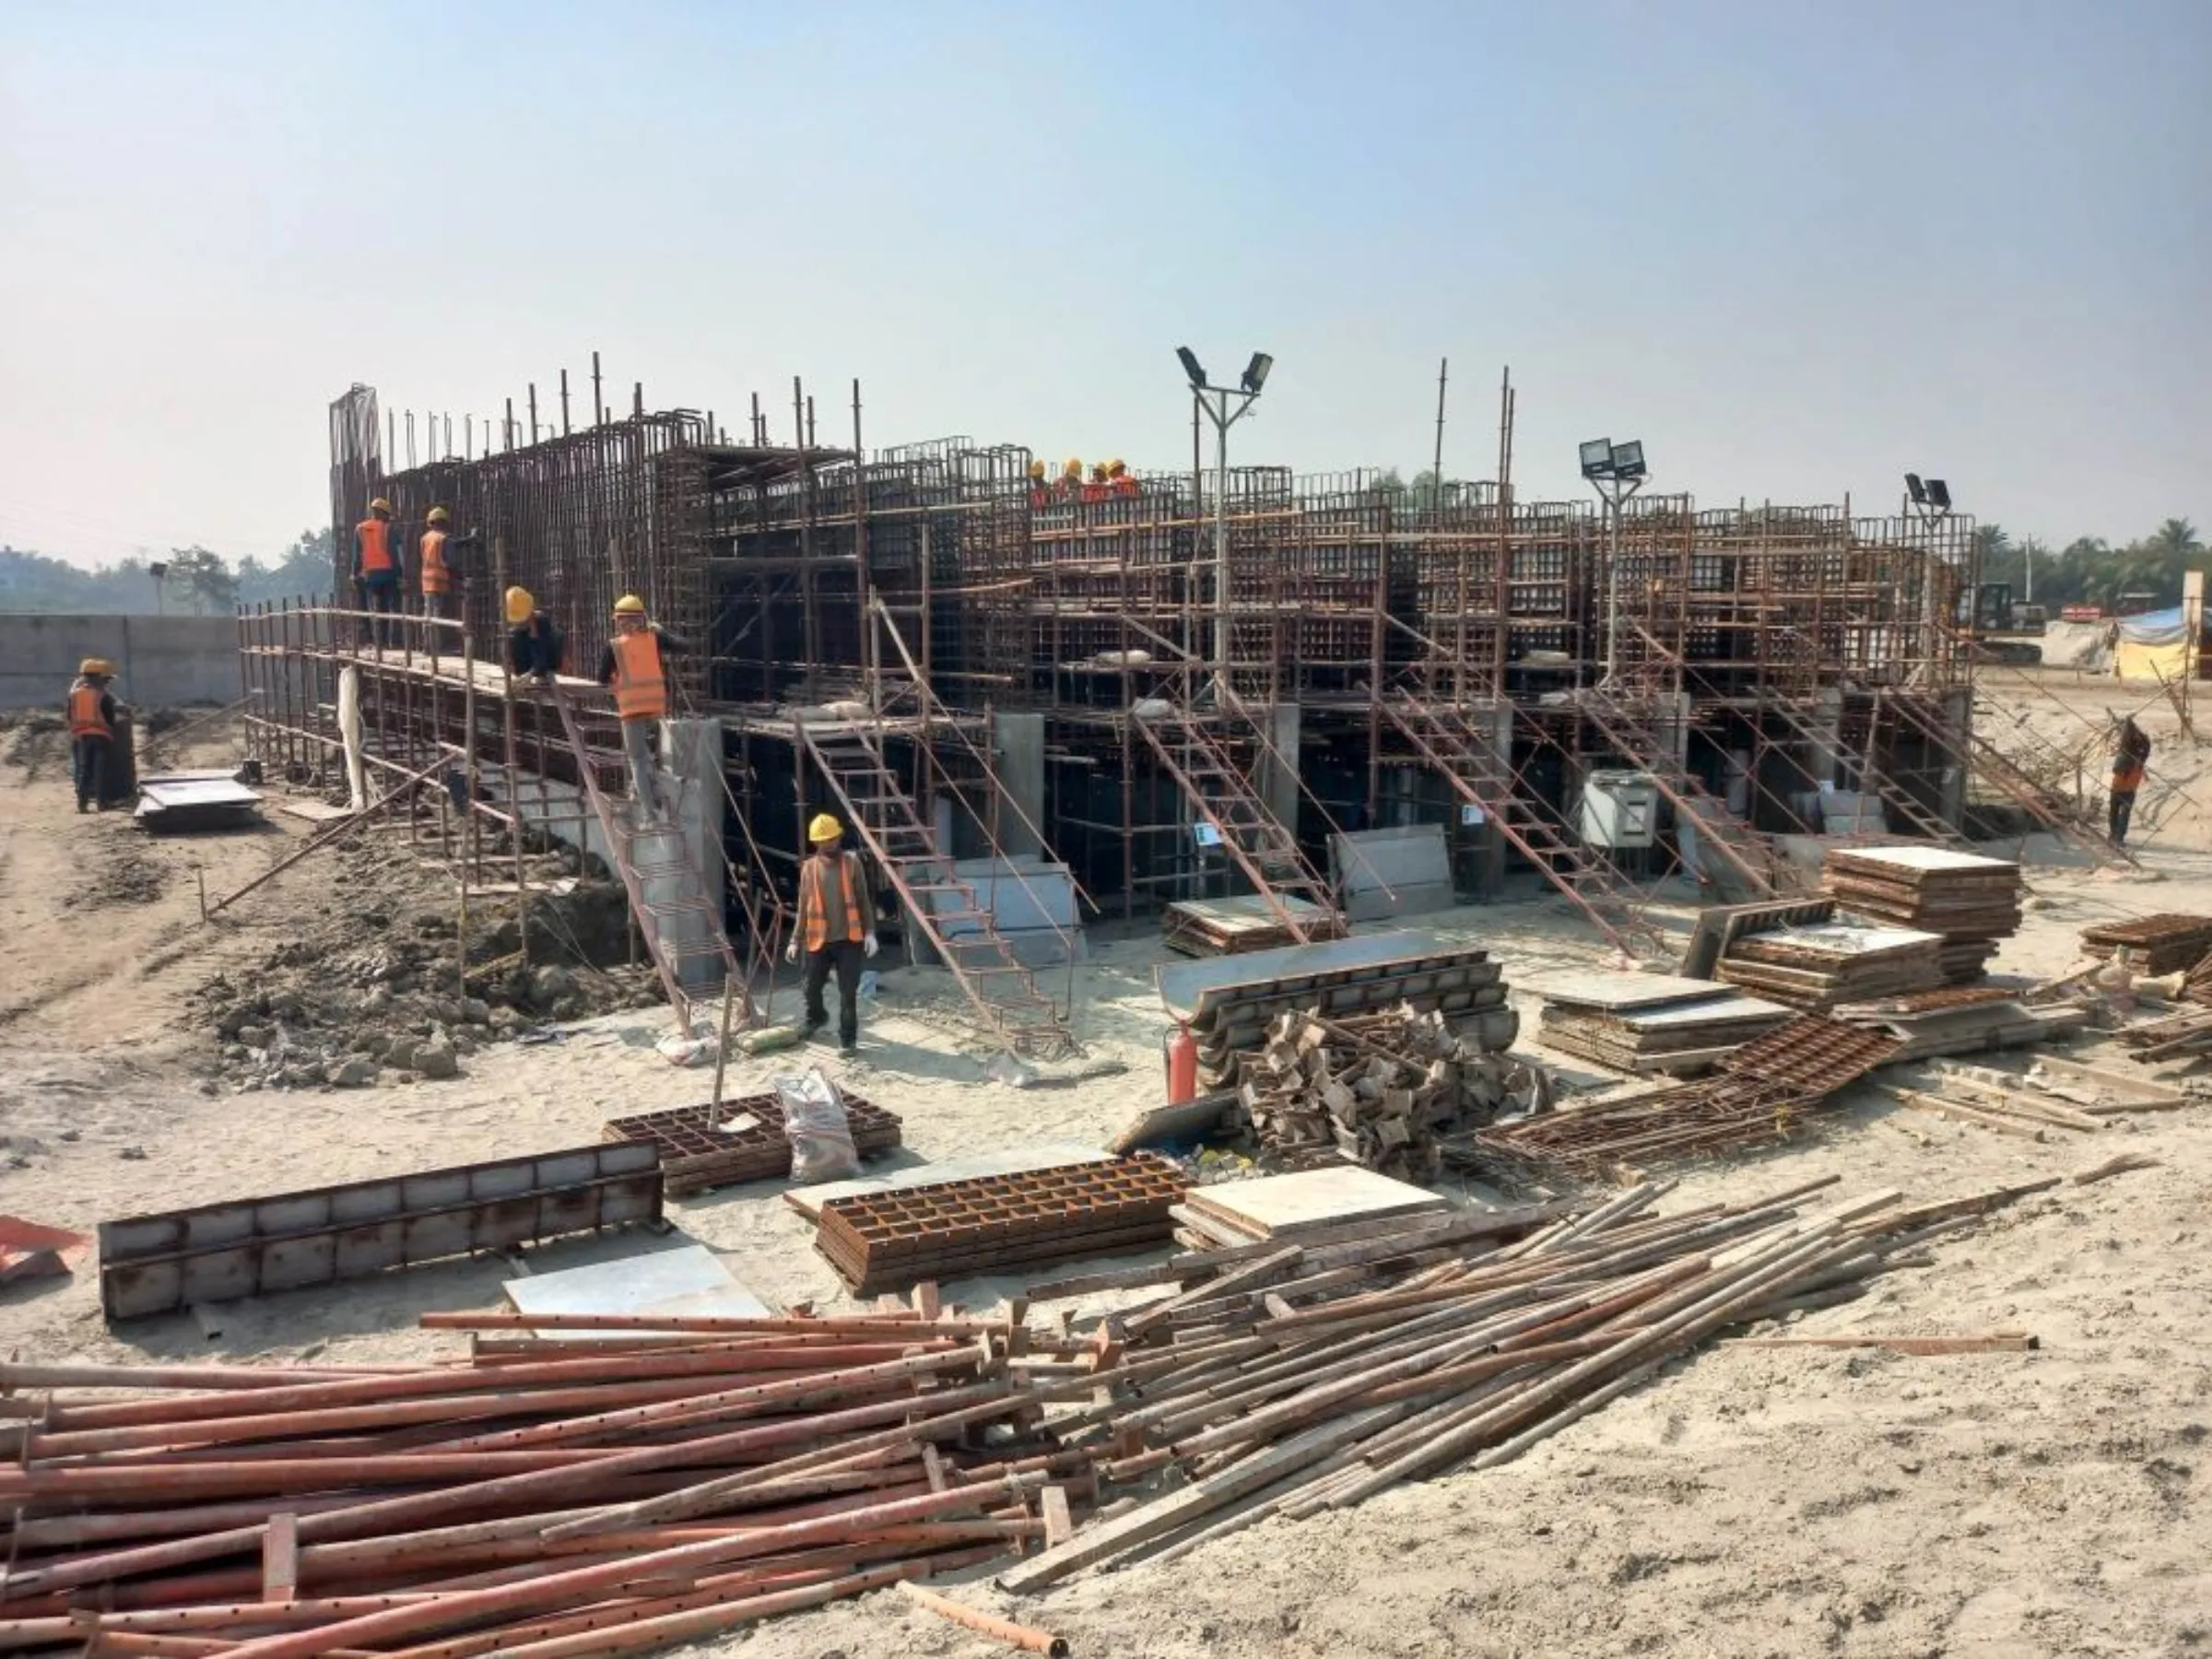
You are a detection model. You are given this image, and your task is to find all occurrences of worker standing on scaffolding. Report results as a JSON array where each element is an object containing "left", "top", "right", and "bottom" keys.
[
  {"left": 2110, "top": 715, "right": 2151, "bottom": 845},
  {"left": 597, "top": 594, "right": 686, "bottom": 823},
  {"left": 785, "top": 813, "right": 878, "bottom": 1053},
  {"left": 353, "top": 498, "right": 404, "bottom": 650},
  {"left": 1028, "top": 459, "right": 1051, "bottom": 508},
  {"left": 418, "top": 507, "right": 454, "bottom": 624}
]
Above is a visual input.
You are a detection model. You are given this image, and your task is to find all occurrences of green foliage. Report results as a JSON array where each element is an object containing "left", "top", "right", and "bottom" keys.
[{"left": 0, "top": 528, "right": 332, "bottom": 614}]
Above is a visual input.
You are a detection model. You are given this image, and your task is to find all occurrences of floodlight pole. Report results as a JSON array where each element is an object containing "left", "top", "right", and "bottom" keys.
[
  {"left": 1592, "top": 473, "right": 1645, "bottom": 688},
  {"left": 1194, "top": 383, "right": 1260, "bottom": 687}
]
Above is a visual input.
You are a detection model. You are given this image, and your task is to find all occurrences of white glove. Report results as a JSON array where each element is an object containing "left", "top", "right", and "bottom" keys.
[
  {"left": 784, "top": 937, "right": 799, "bottom": 965},
  {"left": 864, "top": 934, "right": 879, "bottom": 959}
]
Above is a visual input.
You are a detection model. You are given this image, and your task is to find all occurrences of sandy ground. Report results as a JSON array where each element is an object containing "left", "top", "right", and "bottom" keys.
[{"left": 3, "top": 702, "right": 2210, "bottom": 1658}]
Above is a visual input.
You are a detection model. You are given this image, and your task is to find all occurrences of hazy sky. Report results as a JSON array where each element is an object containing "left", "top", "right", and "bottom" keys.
[{"left": 3, "top": 0, "right": 2206, "bottom": 571}]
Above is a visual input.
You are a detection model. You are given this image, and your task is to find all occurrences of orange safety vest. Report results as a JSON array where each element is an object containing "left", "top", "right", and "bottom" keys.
[
  {"left": 68, "top": 682, "right": 110, "bottom": 739},
  {"left": 358, "top": 517, "right": 394, "bottom": 573},
  {"left": 2112, "top": 763, "right": 2146, "bottom": 793},
  {"left": 801, "top": 853, "right": 865, "bottom": 951},
  {"left": 1111, "top": 476, "right": 1138, "bottom": 498},
  {"left": 418, "top": 529, "right": 450, "bottom": 594},
  {"left": 609, "top": 629, "right": 667, "bottom": 722}
]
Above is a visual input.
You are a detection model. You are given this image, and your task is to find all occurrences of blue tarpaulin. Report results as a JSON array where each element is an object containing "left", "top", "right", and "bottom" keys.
[{"left": 2117, "top": 606, "right": 2187, "bottom": 647}]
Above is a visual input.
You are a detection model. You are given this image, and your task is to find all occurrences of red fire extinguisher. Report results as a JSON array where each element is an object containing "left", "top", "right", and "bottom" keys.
[{"left": 1163, "top": 1021, "right": 1198, "bottom": 1105}]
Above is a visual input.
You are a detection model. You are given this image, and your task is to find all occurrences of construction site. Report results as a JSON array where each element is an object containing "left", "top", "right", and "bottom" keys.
[{"left": 4, "top": 359, "right": 2209, "bottom": 1659}]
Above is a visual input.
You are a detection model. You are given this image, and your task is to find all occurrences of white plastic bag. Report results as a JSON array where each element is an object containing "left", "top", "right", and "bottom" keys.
[{"left": 779, "top": 1066, "right": 859, "bottom": 1182}]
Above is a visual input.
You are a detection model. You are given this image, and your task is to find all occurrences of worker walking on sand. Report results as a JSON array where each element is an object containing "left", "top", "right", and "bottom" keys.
[
  {"left": 2110, "top": 716, "right": 2152, "bottom": 845},
  {"left": 506, "top": 587, "right": 565, "bottom": 685},
  {"left": 785, "top": 814, "right": 879, "bottom": 1053},
  {"left": 66, "top": 657, "right": 120, "bottom": 814},
  {"left": 597, "top": 594, "right": 687, "bottom": 822},
  {"left": 354, "top": 498, "right": 404, "bottom": 649}
]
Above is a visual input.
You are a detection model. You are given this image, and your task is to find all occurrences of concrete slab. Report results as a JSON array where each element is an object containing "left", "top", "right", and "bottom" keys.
[
  {"left": 1525, "top": 971, "right": 1739, "bottom": 1012},
  {"left": 503, "top": 1243, "right": 770, "bottom": 1339}
]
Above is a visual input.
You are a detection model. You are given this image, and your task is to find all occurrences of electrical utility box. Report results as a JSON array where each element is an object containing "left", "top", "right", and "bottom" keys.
[{"left": 1580, "top": 770, "right": 1660, "bottom": 850}]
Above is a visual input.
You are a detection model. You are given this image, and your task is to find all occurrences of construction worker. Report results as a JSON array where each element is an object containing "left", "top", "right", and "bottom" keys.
[
  {"left": 353, "top": 497, "right": 404, "bottom": 649},
  {"left": 1083, "top": 462, "right": 1112, "bottom": 504},
  {"left": 418, "top": 507, "right": 454, "bottom": 621},
  {"left": 785, "top": 813, "right": 878, "bottom": 1053},
  {"left": 596, "top": 594, "right": 687, "bottom": 822},
  {"left": 2110, "top": 716, "right": 2152, "bottom": 844},
  {"left": 1055, "top": 457, "right": 1083, "bottom": 501},
  {"left": 506, "top": 587, "right": 565, "bottom": 685},
  {"left": 1028, "top": 458, "right": 1051, "bottom": 509},
  {"left": 1107, "top": 458, "right": 1138, "bottom": 499},
  {"left": 66, "top": 657, "right": 120, "bottom": 814}
]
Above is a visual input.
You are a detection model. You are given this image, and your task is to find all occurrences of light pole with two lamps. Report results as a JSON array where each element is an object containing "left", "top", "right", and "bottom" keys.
[
  {"left": 1176, "top": 346, "right": 1273, "bottom": 685},
  {"left": 1580, "top": 436, "right": 1648, "bottom": 688}
]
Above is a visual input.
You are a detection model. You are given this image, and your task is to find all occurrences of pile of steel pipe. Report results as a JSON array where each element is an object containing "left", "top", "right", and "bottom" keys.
[{"left": 0, "top": 1314, "right": 1075, "bottom": 1657}]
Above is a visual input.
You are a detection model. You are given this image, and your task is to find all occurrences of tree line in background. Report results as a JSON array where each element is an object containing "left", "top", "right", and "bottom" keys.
[
  {"left": 0, "top": 514, "right": 2202, "bottom": 618},
  {"left": 1973, "top": 518, "right": 2204, "bottom": 612},
  {"left": 0, "top": 530, "right": 333, "bottom": 616}
]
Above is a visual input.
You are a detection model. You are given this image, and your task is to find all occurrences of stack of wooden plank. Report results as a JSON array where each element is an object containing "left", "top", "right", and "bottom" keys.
[
  {"left": 2081, "top": 913, "right": 2212, "bottom": 975},
  {"left": 814, "top": 1156, "right": 1189, "bottom": 1294},
  {"left": 1824, "top": 846, "right": 2023, "bottom": 984},
  {"left": 1173, "top": 1164, "right": 1450, "bottom": 1248},
  {"left": 606, "top": 1094, "right": 904, "bottom": 1195},
  {"left": 1223, "top": 1006, "right": 1551, "bottom": 1182},
  {"left": 1716, "top": 922, "right": 1948, "bottom": 1011},
  {"left": 1160, "top": 895, "right": 1348, "bottom": 957},
  {"left": 1833, "top": 984, "right": 2084, "bottom": 1062},
  {"left": 1530, "top": 971, "right": 1794, "bottom": 1077}
]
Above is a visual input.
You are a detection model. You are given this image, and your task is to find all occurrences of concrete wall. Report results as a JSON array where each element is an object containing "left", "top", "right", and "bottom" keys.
[{"left": 0, "top": 615, "right": 238, "bottom": 710}]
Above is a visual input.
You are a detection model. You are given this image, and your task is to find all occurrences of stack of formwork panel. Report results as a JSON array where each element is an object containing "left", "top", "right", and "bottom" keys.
[
  {"left": 1716, "top": 922, "right": 1947, "bottom": 1012},
  {"left": 813, "top": 1156, "right": 1188, "bottom": 1294},
  {"left": 2080, "top": 913, "right": 2212, "bottom": 976},
  {"left": 1825, "top": 846, "right": 2023, "bottom": 984},
  {"left": 605, "top": 1095, "right": 904, "bottom": 1196}
]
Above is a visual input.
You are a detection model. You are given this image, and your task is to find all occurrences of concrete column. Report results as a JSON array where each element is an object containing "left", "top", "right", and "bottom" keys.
[
  {"left": 1937, "top": 686, "right": 1973, "bottom": 830},
  {"left": 1260, "top": 702, "right": 1302, "bottom": 832},
  {"left": 1472, "top": 702, "right": 1512, "bottom": 898},
  {"left": 652, "top": 717, "right": 726, "bottom": 995},
  {"left": 1807, "top": 688, "right": 1846, "bottom": 791},
  {"left": 1653, "top": 690, "right": 1692, "bottom": 774},
  {"left": 993, "top": 711, "right": 1046, "bottom": 857}
]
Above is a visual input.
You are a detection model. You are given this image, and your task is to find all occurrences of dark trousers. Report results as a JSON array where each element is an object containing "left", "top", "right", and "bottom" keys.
[
  {"left": 803, "top": 939, "right": 865, "bottom": 1044},
  {"left": 71, "top": 735, "right": 109, "bottom": 810},
  {"left": 361, "top": 580, "right": 401, "bottom": 647},
  {"left": 2110, "top": 789, "right": 2137, "bottom": 844}
]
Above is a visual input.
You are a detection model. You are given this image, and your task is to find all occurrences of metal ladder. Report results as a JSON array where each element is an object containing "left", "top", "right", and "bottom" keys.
[
  {"left": 1750, "top": 689, "right": 1974, "bottom": 849},
  {"left": 794, "top": 720, "right": 1078, "bottom": 1060},
  {"left": 550, "top": 692, "right": 752, "bottom": 1032},
  {"left": 1379, "top": 693, "right": 1665, "bottom": 958},
  {"left": 1130, "top": 700, "right": 1343, "bottom": 944}
]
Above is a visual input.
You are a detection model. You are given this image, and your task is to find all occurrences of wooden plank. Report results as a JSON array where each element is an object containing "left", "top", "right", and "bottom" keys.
[
  {"left": 1184, "top": 1166, "right": 1446, "bottom": 1241},
  {"left": 263, "top": 1512, "right": 298, "bottom": 1605},
  {"left": 1039, "top": 1485, "right": 1075, "bottom": 1549}
]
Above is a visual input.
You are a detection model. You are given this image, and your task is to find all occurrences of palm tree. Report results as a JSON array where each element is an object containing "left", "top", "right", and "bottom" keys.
[{"left": 2147, "top": 518, "right": 2203, "bottom": 561}]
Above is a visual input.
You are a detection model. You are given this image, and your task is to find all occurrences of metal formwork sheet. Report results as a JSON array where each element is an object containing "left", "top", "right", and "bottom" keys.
[
  {"left": 98, "top": 1144, "right": 663, "bottom": 1322},
  {"left": 1155, "top": 930, "right": 1451, "bottom": 1020}
]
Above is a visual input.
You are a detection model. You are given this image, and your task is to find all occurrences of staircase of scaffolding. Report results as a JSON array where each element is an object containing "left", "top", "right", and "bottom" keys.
[
  {"left": 1129, "top": 696, "right": 1344, "bottom": 946},
  {"left": 1569, "top": 688, "right": 1777, "bottom": 900},
  {"left": 549, "top": 692, "right": 759, "bottom": 1033},
  {"left": 794, "top": 716, "right": 1079, "bottom": 1061},
  {"left": 1880, "top": 688, "right": 2136, "bottom": 867},
  {"left": 1379, "top": 692, "right": 1665, "bottom": 958}
]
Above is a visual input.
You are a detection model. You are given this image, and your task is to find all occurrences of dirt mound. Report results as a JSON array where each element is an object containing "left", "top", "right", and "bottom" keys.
[
  {"left": 3, "top": 712, "right": 66, "bottom": 781},
  {"left": 187, "top": 842, "right": 663, "bottom": 1094},
  {"left": 62, "top": 836, "right": 168, "bottom": 910}
]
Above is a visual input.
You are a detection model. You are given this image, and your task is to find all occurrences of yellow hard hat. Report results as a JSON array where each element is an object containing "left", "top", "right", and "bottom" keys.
[
  {"left": 1107, "top": 458, "right": 1126, "bottom": 477},
  {"left": 369, "top": 497, "right": 392, "bottom": 514},
  {"left": 1062, "top": 457, "right": 1082, "bottom": 479},
  {"left": 78, "top": 657, "right": 102, "bottom": 677},
  {"left": 1028, "top": 459, "right": 1046, "bottom": 480},
  {"left": 427, "top": 505, "right": 451, "bottom": 525},
  {"left": 808, "top": 812, "right": 842, "bottom": 843},
  {"left": 613, "top": 594, "right": 647, "bottom": 616},
  {"left": 1090, "top": 463, "right": 1108, "bottom": 480},
  {"left": 504, "top": 586, "right": 534, "bottom": 626}
]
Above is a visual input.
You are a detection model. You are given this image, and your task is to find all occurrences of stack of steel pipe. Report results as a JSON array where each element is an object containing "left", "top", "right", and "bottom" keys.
[
  {"left": 997, "top": 1171, "right": 2057, "bottom": 1592},
  {"left": 0, "top": 1313, "right": 1082, "bottom": 1658}
]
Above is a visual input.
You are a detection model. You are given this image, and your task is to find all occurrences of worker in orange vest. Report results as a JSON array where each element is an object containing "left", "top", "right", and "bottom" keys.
[
  {"left": 1082, "top": 462, "right": 1112, "bottom": 504},
  {"left": 2110, "top": 716, "right": 2151, "bottom": 844},
  {"left": 418, "top": 506, "right": 454, "bottom": 622},
  {"left": 1054, "top": 456, "right": 1083, "bottom": 501},
  {"left": 784, "top": 813, "right": 878, "bottom": 1052},
  {"left": 1028, "top": 458, "right": 1051, "bottom": 509},
  {"left": 353, "top": 497, "right": 403, "bottom": 649},
  {"left": 1107, "top": 458, "right": 1138, "bottom": 498},
  {"left": 596, "top": 594, "right": 687, "bottom": 822},
  {"left": 66, "top": 657, "right": 120, "bottom": 814}
]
